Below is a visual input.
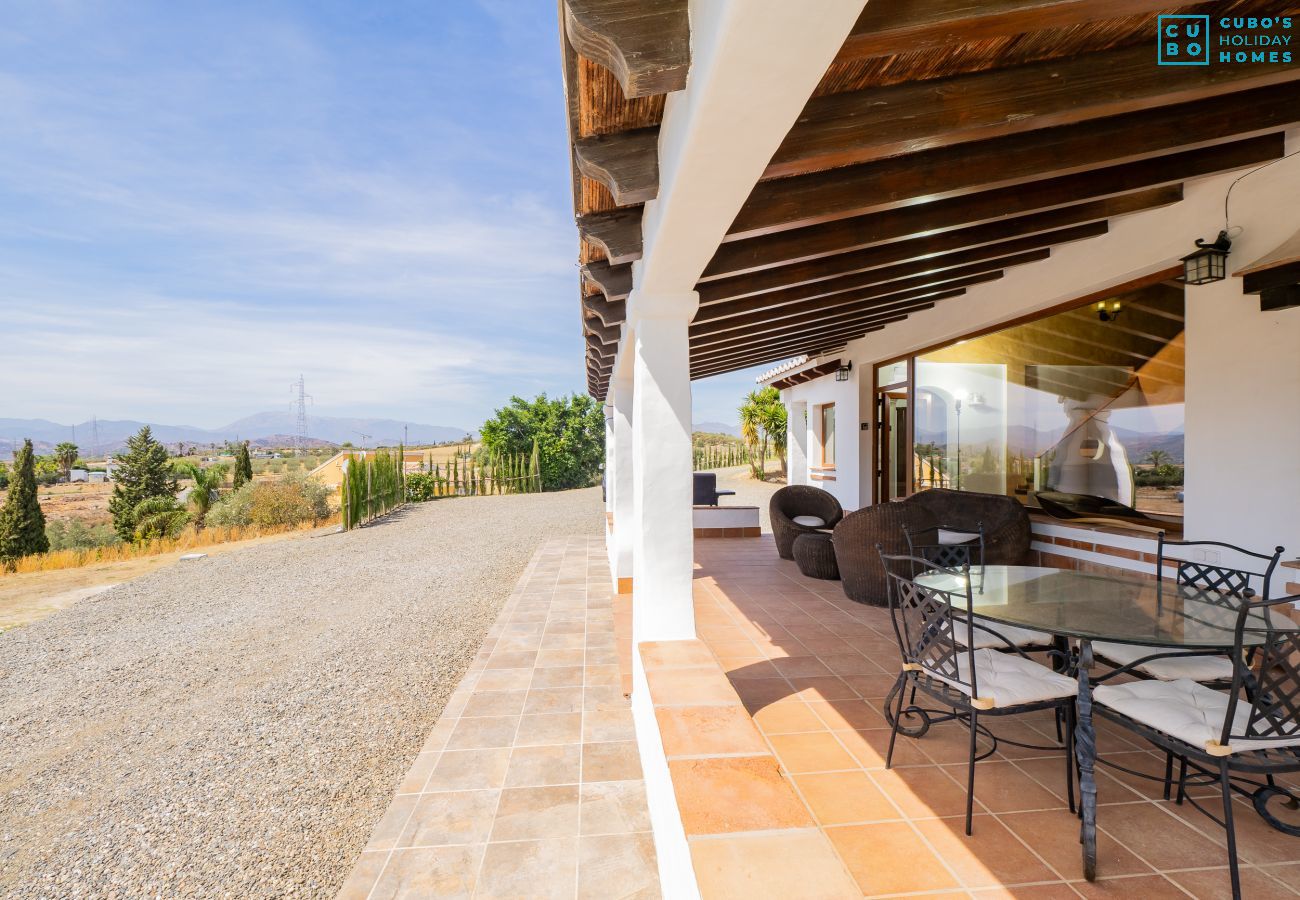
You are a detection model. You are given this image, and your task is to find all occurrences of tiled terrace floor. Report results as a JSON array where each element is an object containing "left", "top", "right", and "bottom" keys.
[
  {"left": 689, "top": 536, "right": 1300, "bottom": 899},
  {"left": 338, "top": 537, "right": 659, "bottom": 900}
]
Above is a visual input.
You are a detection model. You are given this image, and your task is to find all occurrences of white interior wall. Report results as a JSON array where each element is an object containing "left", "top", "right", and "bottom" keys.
[
  {"left": 782, "top": 367, "right": 861, "bottom": 510},
  {"left": 775, "top": 130, "right": 1300, "bottom": 588}
]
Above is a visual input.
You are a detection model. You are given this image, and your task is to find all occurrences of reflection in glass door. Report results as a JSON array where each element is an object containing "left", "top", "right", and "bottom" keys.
[{"left": 876, "top": 391, "right": 909, "bottom": 501}]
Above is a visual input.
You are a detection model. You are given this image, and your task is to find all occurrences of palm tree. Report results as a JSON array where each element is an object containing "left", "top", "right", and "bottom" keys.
[
  {"left": 738, "top": 390, "right": 767, "bottom": 479},
  {"left": 181, "top": 463, "right": 227, "bottom": 526},
  {"left": 53, "top": 442, "right": 79, "bottom": 480},
  {"left": 738, "top": 387, "right": 787, "bottom": 480},
  {"left": 758, "top": 396, "right": 788, "bottom": 478},
  {"left": 132, "top": 496, "right": 191, "bottom": 541}
]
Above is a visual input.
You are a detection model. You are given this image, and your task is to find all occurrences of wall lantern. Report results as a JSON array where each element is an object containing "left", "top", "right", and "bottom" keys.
[
  {"left": 1095, "top": 300, "right": 1122, "bottom": 322},
  {"left": 1177, "top": 230, "right": 1233, "bottom": 285},
  {"left": 835, "top": 361, "right": 853, "bottom": 382}
]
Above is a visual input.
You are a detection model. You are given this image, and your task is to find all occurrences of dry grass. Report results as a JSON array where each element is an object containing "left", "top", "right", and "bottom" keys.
[{"left": 8, "top": 517, "right": 339, "bottom": 575}]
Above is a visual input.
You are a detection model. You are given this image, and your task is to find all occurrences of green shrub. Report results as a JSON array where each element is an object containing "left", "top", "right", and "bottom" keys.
[
  {"left": 249, "top": 481, "right": 312, "bottom": 527},
  {"left": 205, "top": 482, "right": 255, "bottom": 527},
  {"left": 46, "top": 520, "right": 121, "bottom": 551},
  {"left": 406, "top": 471, "right": 440, "bottom": 502},
  {"left": 206, "top": 475, "right": 329, "bottom": 529}
]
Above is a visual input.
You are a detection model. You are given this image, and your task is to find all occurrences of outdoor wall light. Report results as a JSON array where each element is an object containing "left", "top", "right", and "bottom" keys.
[
  {"left": 1177, "top": 230, "right": 1233, "bottom": 285},
  {"left": 1095, "top": 300, "right": 1122, "bottom": 322},
  {"left": 836, "top": 361, "right": 852, "bottom": 381}
]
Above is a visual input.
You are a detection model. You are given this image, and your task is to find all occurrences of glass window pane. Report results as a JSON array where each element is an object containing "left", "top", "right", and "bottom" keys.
[
  {"left": 876, "top": 360, "right": 907, "bottom": 387},
  {"left": 821, "top": 405, "right": 836, "bottom": 467},
  {"left": 913, "top": 283, "right": 1185, "bottom": 518}
]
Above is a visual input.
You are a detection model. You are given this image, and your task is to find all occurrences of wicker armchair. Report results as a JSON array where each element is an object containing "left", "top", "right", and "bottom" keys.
[
  {"left": 770, "top": 486, "right": 844, "bottom": 559},
  {"left": 906, "top": 489, "right": 1032, "bottom": 565},
  {"left": 832, "top": 502, "right": 938, "bottom": 605}
]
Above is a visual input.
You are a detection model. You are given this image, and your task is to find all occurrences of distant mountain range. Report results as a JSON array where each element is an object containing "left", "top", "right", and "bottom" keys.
[
  {"left": 693, "top": 421, "right": 741, "bottom": 439},
  {"left": 0, "top": 413, "right": 472, "bottom": 458}
]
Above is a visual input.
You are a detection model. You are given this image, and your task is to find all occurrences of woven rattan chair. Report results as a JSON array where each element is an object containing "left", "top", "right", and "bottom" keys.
[
  {"left": 831, "top": 502, "right": 937, "bottom": 605},
  {"left": 906, "top": 489, "right": 1032, "bottom": 565},
  {"left": 1093, "top": 592, "right": 1300, "bottom": 900},
  {"left": 770, "top": 485, "right": 843, "bottom": 560},
  {"left": 878, "top": 549, "right": 1077, "bottom": 835}
]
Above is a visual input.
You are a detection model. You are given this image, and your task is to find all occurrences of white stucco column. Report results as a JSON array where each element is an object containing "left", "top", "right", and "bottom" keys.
[
  {"left": 630, "top": 291, "right": 699, "bottom": 644},
  {"left": 609, "top": 369, "right": 636, "bottom": 593},
  {"left": 788, "top": 399, "right": 808, "bottom": 485}
]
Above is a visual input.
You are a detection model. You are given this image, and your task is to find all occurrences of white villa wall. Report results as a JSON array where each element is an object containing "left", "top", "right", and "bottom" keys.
[
  {"left": 777, "top": 129, "right": 1300, "bottom": 589},
  {"left": 783, "top": 367, "right": 861, "bottom": 510}
]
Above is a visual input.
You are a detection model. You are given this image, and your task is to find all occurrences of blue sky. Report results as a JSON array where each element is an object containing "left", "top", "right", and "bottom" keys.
[{"left": 0, "top": 1, "right": 763, "bottom": 432}]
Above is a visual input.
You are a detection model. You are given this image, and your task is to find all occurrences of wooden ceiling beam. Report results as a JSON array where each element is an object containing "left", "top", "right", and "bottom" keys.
[
  {"left": 582, "top": 294, "right": 627, "bottom": 327},
  {"left": 583, "top": 316, "right": 621, "bottom": 344},
  {"left": 693, "top": 315, "right": 912, "bottom": 371},
  {"left": 838, "top": 0, "right": 1179, "bottom": 63},
  {"left": 771, "top": 47, "right": 1300, "bottom": 179},
  {"left": 703, "top": 181, "right": 1191, "bottom": 281},
  {"left": 695, "top": 249, "right": 1046, "bottom": 327},
  {"left": 577, "top": 207, "right": 643, "bottom": 264},
  {"left": 698, "top": 221, "right": 1104, "bottom": 306},
  {"left": 691, "top": 278, "right": 996, "bottom": 349},
  {"left": 692, "top": 340, "right": 852, "bottom": 379},
  {"left": 581, "top": 259, "right": 634, "bottom": 301},
  {"left": 733, "top": 86, "right": 1300, "bottom": 238},
  {"left": 575, "top": 127, "right": 660, "bottom": 206},
  {"left": 693, "top": 297, "right": 946, "bottom": 357},
  {"left": 563, "top": 0, "right": 690, "bottom": 99}
]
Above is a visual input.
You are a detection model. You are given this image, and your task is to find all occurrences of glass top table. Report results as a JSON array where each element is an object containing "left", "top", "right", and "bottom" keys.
[
  {"left": 911, "top": 564, "right": 1297, "bottom": 881},
  {"left": 914, "top": 565, "right": 1294, "bottom": 649}
]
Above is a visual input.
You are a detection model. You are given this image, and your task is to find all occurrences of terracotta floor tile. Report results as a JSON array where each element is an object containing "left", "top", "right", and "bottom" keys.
[
  {"left": 1072, "top": 874, "right": 1191, "bottom": 898},
  {"left": 523, "top": 685, "right": 585, "bottom": 715},
  {"left": 732, "top": 676, "right": 796, "bottom": 708},
  {"left": 788, "top": 675, "right": 859, "bottom": 701},
  {"left": 645, "top": 666, "right": 741, "bottom": 707},
  {"left": 1165, "top": 790, "right": 1300, "bottom": 866},
  {"left": 489, "top": 785, "right": 580, "bottom": 841},
  {"left": 770, "top": 655, "right": 835, "bottom": 678},
  {"left": 807, "top": 698, "right": 888, "bottom": 731},
  {"left": 582, "top": 684, "right": 628, "bottom": 711},
  {"left": 370, "top": 845, "right": 484, "bottom": 899},
  {"left": 841, "top": 671, "right": 901, "bottom": 700},
  {"left": 397, "top": 751, "right": 441, "bottom": 794},
  {"left": 475, "top": 838, "right": 577, "bottom": 900},
  {"left": 425, "top": 748, "right": 512, "bottom": 792},
  {"left": 793, "top": 770, "right": 899, "bottom": 825},
  {"left": 668, "top": 755, "right": 812, "bottom": 835},
  {"left": 1166, "top": 865, "right": 1298, "bottom": 899},
  {"left": 968, "top": 885, "right": 1081, "bottom": 899},
  {"left": 475, "top": 668, "right": 534, "bottom": 691},
  {"left": 749, "top": 697, "right": 825, "bottom": 734},
  {"left": 514, "top": 712, "right": 583, "bottom": 747},
  {"left": 580, "top": 780, "right": 652, "bottom": 835},
  {"left": 541, "top": 631, "right": 586, "bottom": 650},
  {"left": 364, "top": 794, "right": 418, "bottom": 851},
  {"left": 398, "top": 790, "right": 499, "bottom": 847},
  {"left": 689, "top": 829, "right": 860, "bottom": 899},
  {"left": 817, "top": 651, "right": 880, "bottom": 676},
  {"left": 915, "top": 815, "right": 1058, "bottom": 888},
  {"left": 1095, "top": 801, "right": 1228, "bottom": 871},
  {"left": 868, "top": 766, "right": 972, "bottom": 819},
  {"left": 768, "top": 731, "right": 859, "bottom": 774},
  {"left": 505, "top": 744, "right": 582, "bottom": 787},
  {"left": 445, "top": 716, "right": 519, "bottom": 751},
  {"left": 719, "top": 658, "right": 781, "bottom": 679},
  {"left": 484, "top": 650, "right": 538, "bottom": 670},
  {"left": 998, "top": 808, "right": 1150, "bottom": 882},
  {"left": 582, "top": 708, "right": 636, "bottom": 743},
  {"left": 582, "top": 741, "right": 643, "bottom": 782},
  {"left": 584, "top": 664, "right": 621, "bottom": 686},
  {"left": 530, "top": 666, "right": 584, "bottom": 689},
  {"left": 839, "top": 727, "right": 932, "bottom": 769},
  {"left": 655, "top": 705, "right": 768, "bottom": 758},
  {"left": 825, "top": 821, "right": 962, "bottom": 895},
  {"left": 577, "top": 833, "right": 660, "bottom": 900},
  {"left": 641, "top": 640, "right": 716, "bottom": 669},
  {"left": 942, "top": 760, "right": 1068, "bottom": 813},
  {"left": 335, "top": 850, "right": 386, "bottom": 900},
  {"left": 535, "top": 648, "right": 586, "bottom": 668},
  {"left": 462, "top": 689, "right": 528, "bottom": 718}
]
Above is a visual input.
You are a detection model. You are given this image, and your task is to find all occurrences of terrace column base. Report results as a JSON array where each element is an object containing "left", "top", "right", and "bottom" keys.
[
  {"left": 608, "top": 371, "right": 635, "bottom": 592},
  {"left": 630, "top": 292, "right": 698, "bottom": 645}
]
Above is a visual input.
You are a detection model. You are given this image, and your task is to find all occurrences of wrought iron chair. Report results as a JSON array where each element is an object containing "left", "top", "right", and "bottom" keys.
[
  {"left": 1093, "top": 534, "right": 1285, "bottom": 687},
  {"left": 877, "top": 548, "right": 1078, "bottom": 835},
  {"left": 1093, "top": 592, "right": 1300, "bottom": 900},
  {"left": 902, "top": 524, "right": 1056, "bottom": 653}
]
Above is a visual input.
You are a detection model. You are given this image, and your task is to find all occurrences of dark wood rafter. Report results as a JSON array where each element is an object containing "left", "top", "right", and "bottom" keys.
[
  {"left": 577, "top": 207, "right": 643, "bottom": 263},
  {"left": 581, "top": 259, "right": 634, "bottom": 300},
  {"left": 583, "top": 315, "right": 621, "bottom": 345},
  {"left": 563, "top": 0, "right": 689, "bottom": 99},
  {"left": 695, "top": 249, "right": 1049, "bottom": 325},
  {"left": 703, "top": 183, "right": 1190, "bottom": 280},
  {"left": 698, "top": 221, "right": 1105, "bottom": 306},
  {"left": 690, "top": 272, "right": 1008, "bottom": 348},
  {"left": 574, "top": 127, "right": 660, "bottom": 205},
  {"left": 837, "top": 0, "right": 1178, "bottom": 63},
  {"left": 732, "top": 88, "right": 1300, "bottom": 238},
  {"left": 692, "top": 342, "right": 854, "bottom": 380},
  {"left": 693, "top": 315, "right": 911, "bottom": 371},
  {"left": 693, "top": 297, "right": 948, "bottom": 356},
  {"left": 583, "top": 294, "right": 627, "bottom": 327},
  {"left": 771, "top": 47, "right": 1300, "bottom": 178},
  {"left": 769, "top": 360, "right": 843, "bottom": 391}
]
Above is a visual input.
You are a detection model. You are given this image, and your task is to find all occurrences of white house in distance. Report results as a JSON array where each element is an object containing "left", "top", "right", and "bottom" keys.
[{"left": 563, "top": 1, "right": 1300, "bottom": 895}]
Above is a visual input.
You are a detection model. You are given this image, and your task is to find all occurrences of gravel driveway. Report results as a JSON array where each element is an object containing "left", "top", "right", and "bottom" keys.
[{"left": 0, "top": 489, "right": 603, "bottom": 899}]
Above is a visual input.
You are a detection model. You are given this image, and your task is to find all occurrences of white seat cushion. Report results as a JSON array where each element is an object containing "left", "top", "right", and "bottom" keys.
[
  {"left": 791, "top": 515, "right": 825, "bottom": 527},
  {"left": 921, "top": 648, "right": 1077, "bottom": 709},
  {"left": 937, "top": 528, "right": 980, "bottom": 545},
  {"left": 1093, "top": 641, "right": 1235, "bottom": 683},
  {"left": 955, "top": 615, "right": 1055, "bottom": 650},
  {"left": 1095, "top": 679, "right": 1300, "bottom": 755}
]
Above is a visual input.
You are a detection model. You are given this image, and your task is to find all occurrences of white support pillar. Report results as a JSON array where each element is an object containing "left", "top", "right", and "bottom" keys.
[
  {"left": 788, "top": 399, "right": 808, "bottom": 486},
  {"left": 630, "top": 292, "right": 698, "bottom": 644},
  {"left": 609, "top": 369, "right": 635, "bottom": 594}
]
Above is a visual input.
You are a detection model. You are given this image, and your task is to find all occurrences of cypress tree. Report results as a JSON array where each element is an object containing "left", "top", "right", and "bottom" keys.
[
  {"left": 529, "top": 438, "right": 542, "bottom": 492},
  {"left": 108, "top": 426, "right": 178, "bottom": 542},
  {"left": 232, "top": 441, "right": 253, "bottom": 489},
  {"left": 0, "top": 439, "right": 49, "bottom": 565}
]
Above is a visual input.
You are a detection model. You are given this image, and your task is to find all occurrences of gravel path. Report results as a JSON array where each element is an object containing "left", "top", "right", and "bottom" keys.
[{"left": 0, "top": 489, "right": 603, "bottom": 899}]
